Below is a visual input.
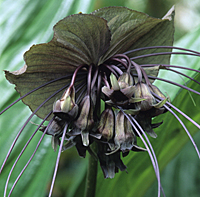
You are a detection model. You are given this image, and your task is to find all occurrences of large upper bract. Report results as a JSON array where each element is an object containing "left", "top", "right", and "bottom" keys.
[{"left": 5, "top": 6, "right": 174, "bottom": 119}]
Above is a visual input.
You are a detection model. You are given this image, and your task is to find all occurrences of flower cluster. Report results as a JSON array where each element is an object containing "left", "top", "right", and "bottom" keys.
[
  {"left": 1, "top": 6, "right": 200, "bottom": 197},
  {"left": 40, "top": 56, "right": 168, "bottom": 178}
]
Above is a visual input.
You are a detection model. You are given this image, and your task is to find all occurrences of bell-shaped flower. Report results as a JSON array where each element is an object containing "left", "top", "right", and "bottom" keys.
[
  {"left": 53, "top": 85, "right": 78, "bottom": 120},
  {"left": 97, "top": 143, "right": 127, "bottom": 179},
  {"left": 108, "top": 111, "right": 146, "bottom": 154},
  {"left": 134, "top": 82, "right": 156, "bottom": 111},
  {"left": 97, "top": 107, "right": 115, "bottom": 141},
  {"left": 73, "top": 95, "right": 94, "bottom": 146},
  {"left": 102, "top": 73, "right": 135, "bottom": 107}
]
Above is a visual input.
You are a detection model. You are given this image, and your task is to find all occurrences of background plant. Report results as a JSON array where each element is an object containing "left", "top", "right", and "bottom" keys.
[{"left": 0, "top": 0, "right": 200, "bottom": 196}]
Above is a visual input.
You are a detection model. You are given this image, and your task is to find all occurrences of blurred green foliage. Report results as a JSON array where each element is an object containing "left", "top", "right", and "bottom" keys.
[{"left": 0, "top": 0, "right": 200, "bottom": 197}]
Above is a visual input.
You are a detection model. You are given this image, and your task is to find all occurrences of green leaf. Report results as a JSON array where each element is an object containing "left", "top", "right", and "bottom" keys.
[
  {"left": 5, "top": 14, "right": 111, "bottom": 119},
  {"left": 53, "top": 14, "right": 111, "bottom": 65},
  {"left": 145, "top": 132, "right": 200, "bottom": 197},
  {"left": 92, "top": 6, "right": 174, "bottom": 65}
]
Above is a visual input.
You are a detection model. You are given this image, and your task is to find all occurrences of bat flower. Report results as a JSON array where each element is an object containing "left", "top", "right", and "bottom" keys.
[
  {"left": 1, "top": 6, "right": 200, "bottom": 197},
  {"left": 102, "top": 72, "right": 136, "bottom": 107}
]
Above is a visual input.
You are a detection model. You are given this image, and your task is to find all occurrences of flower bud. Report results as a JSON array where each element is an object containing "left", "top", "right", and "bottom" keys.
[
  {"left": 97, "top": 108, "right": 114, "bottom": 141},
  {"left": 149, "top": 84, "right": 168, "bottom": 109},
  {"left": 39, "top": 116, "right": 65, "bottom": 137},
  {"left": 114, "top": 111, "right": 126, "bottom": 150},
  {"left": 110, "top": 73, "right": 120, "bottom": 91},
  {"left": 53, "top": 86, "right": 78, "bottom": 120},
  {"left": 112, "top": 111, "right": 145, "bottom": 153},
  {"left": 62, "top": 136, "right": 89, "bottom": 158},
  {"left": 135, "top": 112, "right": 159, "bottom": 138},
  {"left": 149, "top": 84, "right": 166, "bottom": 99},
  {"left": 134, "top": 82, "right": 156, "bottom": 111},
  {"left": 97, "top": 143, "right": 127, "bottom": 179},
  {"left": 74, "top": 95, "right": 94, "bottom": 146},
  {"left": 38, "top": 116, "right": 66, "bottom": 151},
  {"left": 118, "top": 72, "right": 134, "bottom": 88}
]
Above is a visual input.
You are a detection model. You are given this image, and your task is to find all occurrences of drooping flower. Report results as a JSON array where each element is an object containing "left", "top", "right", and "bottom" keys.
[{"left": 1, "top": 6, "right": 200, "bottom": 197}]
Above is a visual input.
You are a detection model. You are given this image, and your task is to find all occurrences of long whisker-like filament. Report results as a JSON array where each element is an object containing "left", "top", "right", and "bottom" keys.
[
  {"left": 7, "top": 118, "right": 54, "bottom": 197},
  {"left": 102, "top": 64, "right": 119, "bottom": 77},
  {"left": 0, "top": 75, "right": 72, "bottom": 115},
  {"left": 163, "top": 103, "right": 200, "bottom": 159},
  {"left": 144, "top": 75, "right": 200, "bottom": 96},
  {"left": 165, "top": 101, "right": 200, "bottom": 130},
  {"left": 131, "top": 61, "right": 143, "bottom": 83},
  {"left": 141, "top": 64, "right": 200, "bottom": 73},
  {"left": 152, "top": 92, "right": 200, "bottom": 130},
  {"left": 130, "top": 116, "right": 165, "bottom": 197},
  {"left": 108, "top": 57, "right": 129, "bottom": 70},
  {"left": 131, "top": 52, "right": 200, "bottom": 61},
  {"left": 0, "top": 84, "right": 69, "bottom": 173},
  {"left": 4, "top": 112, "right": 52, "bottom": 197},
  {"left": 109, "top": 65, "right": 123, "bottom": 75},
  {"left": 124, "top": 46, "right": 200, "bottom": 55},
  {"left": 87, "top": 65, "right": 92, "bottom": 95},
  {"left": 75, "top": 84, "right": 87, "bottom": 104},
  {"left": 165, "top": 67, "right": 200, "bottom": 85},
  {"left": 119, "top": 107, "right": 164, "bottom": 197},
  {"left": 48, "top": 123, "right": 68, "bottom": 197}
]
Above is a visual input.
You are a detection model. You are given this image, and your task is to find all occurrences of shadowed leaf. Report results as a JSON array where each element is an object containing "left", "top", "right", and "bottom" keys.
[
  {"left": 5, "top": 14, "right": 111, "bottom": 119},
  {"left": 92, "top": 6, "right": 174, "bottom": 65}
]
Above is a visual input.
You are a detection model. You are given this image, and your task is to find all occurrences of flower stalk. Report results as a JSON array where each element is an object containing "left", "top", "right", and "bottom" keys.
[{"left": 84, "top": 143, "right": 98, "bottom": 197}]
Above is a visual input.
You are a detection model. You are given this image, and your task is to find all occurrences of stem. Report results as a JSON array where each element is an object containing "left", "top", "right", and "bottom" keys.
[{"left": 84, "top": 142, "right": 98, "bottom": 197}]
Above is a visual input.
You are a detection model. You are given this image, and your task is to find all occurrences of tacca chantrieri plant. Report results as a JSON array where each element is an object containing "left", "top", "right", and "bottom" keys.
[{"left": 1, "top": 6, "right": 200, "bottom": 197}]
